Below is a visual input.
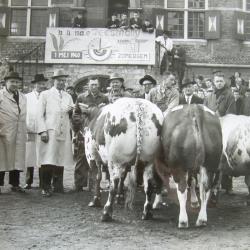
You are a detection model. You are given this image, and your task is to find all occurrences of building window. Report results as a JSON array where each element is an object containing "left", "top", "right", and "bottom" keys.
[
  {"left": 246, "top": 0, "right": 250, "bottom": 10},
  {"left": 188, "top": 12, "right": 204, "bottom": 38},
  {"left": 9, "top": 0, "right": 49, "bottom": 36},
  {"left": 11, "top": 9, "right": 27, "bottom": 36},
  {"left": 30, "top": 9, "right": 49, "bottom": 36},
  {"left": 167, "top": 11, "right": 184, "bottom": 38},
  {"left": 165, "top": 0, "right": 206, "bottom": 39}
]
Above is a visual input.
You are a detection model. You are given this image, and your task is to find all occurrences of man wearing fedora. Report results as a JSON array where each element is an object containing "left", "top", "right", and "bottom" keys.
[
  {"left": 72, "top": 77, "right": 109, "bottom": 192},
  {"left": 0, "top": 71, "right": 26, "bottom": 193},
  {"left": 37, "top": 69, "right": 74, "bottom": 196},
  {"left": 179, "top": 78, "right": 204, "bottom": 105},
  {"left": 107, "top": 73, "right": 132, "bottom": 103},
  {"left": 139, "top": 75, "right": 157, "bottom": 99},
  {"left": 24, "top": 74, "right": 48, "bottom": 189}
]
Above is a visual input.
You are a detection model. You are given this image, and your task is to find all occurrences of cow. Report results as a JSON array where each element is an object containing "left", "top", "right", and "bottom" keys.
[
  {"left": 219, "top": 114, "right": 250, "bottom": 205},
  {"left": 156, "top": 104, "right": 222, "bottom": 228},
  {"left": 83, "top": 98, "right": 164, "bottom": 221}
]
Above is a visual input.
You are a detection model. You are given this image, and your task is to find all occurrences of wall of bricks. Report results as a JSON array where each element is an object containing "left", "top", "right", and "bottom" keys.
[{"left": 1, "top": 0, "right": 250, "bottom": 91}]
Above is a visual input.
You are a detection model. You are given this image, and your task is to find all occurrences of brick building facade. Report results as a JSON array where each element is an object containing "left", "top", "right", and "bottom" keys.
[{"left": 1, "top": 0, "right": 250, "bottom": 91}]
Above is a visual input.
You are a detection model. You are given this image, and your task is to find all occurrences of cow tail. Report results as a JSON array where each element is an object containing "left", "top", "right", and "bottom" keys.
[
  {"left": 125, "top": 102, "right": 144, "bottom": 209},
  {"left": 192, "top": 107, "right": 205, "bottom": 170}
]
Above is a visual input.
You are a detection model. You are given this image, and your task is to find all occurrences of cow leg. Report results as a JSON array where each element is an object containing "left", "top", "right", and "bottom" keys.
[
  {"left": 88, "top": 161, "right": 102, "bottom": 208},
  {"left": 244, "top": 175, "right": 250, "bottom": 206},
  {"left": 175, "top": 172, "right": 188, "bottom": 228},
  {"left": 115, "top": 168, "right": 128, "bottom": 205},
  {"left": 142, "top": 164, "right": 154, "bottom": 220},
  {"left": 196, "top": 166, "right": 210, "bottom": 227},
  {"left": 190, "top": 176, "right": 200, "bottom": 209},
  {"left": 153, "top": 171, "right": 164, "bottom": 210}
]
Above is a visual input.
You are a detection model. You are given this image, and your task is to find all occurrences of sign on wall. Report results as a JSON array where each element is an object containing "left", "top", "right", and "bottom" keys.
[{"left": 45, "top": 28, "right": 155, "bottom": 65}]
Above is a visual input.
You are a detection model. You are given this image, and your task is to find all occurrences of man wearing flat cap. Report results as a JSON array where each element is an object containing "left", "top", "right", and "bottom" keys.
[
  {"left": 139, "top": 75, "right": 157, "bottom": 99},
  {"left": 204, "top": 70, "right": 236, "bottom": 194},
  {"left": 179, "top": 78, "right": 203, "bottom": 105},
  {"left": 24, "top": 74, "right": 48, "bottom": 190},
  {"left": 107, "top": 73, "right": 132, "bottom": 103},
  {"left": 37, "top": 69, "right": 74, "bottom": 197},
  {"left": 0, "top": 71, "right": 26, "bottom": 193}
]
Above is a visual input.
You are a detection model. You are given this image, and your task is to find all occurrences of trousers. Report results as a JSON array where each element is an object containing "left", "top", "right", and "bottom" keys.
[{"left": 0, "top": 170, "right": 21, "bottom": 187}]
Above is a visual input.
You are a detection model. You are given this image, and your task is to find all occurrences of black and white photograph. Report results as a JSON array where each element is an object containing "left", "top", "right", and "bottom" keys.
[{"left": 0, "top": 0, "right": 250, "bottom": 249}]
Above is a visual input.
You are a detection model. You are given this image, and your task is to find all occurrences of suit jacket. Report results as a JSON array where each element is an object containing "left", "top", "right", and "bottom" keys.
[
  {"left": 179, "top": 94, "right": 203, "bottom": 105},
  {"left": 130, "top": 17, "right": 142, "bottom": 29}
]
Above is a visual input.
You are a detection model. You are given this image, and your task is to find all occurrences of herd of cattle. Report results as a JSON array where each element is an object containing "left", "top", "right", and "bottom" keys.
[{"left": 76, "top": 98, "right": 250, "bottom": 228}]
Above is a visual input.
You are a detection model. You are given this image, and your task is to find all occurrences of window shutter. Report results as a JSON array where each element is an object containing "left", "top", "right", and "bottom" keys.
[
  {"left": 49, "top": 7, "right": 59, "bottom": 27},
  {"left": 0, "top": 7, "right": 10, "bottom": 36},
  {"left": 234, "top": 11, "right": 246, "bottom": 40},
  {"left": 205, "top": 10, "right": 220, "bottom": 39},
  {"left": 152, "top": 8, "right": 167, "bottom": 36}
]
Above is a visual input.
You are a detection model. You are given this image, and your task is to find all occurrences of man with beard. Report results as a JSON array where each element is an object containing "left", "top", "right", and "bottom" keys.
[{"left": 204, "top": 71, "right": 236, "bottom": 194}]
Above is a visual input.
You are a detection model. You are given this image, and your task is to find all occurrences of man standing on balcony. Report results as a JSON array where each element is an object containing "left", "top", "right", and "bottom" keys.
[
  {"left": 130, "top": 12, "right": 142, "bottom": 29},
  {"left": 24, "top": 74, "right": 48, "bottom": 190},
  {"left": 37, "top": 69, "right": 74, "bottom": 197},
  {"left": 155, "top": 30, "right": 173, "bottom": 75},
  {"left": 0, "top": 71, "right": 26, "bottom": 193}
]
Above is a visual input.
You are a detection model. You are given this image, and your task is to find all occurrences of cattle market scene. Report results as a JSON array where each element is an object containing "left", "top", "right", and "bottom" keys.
[{"left": 0, "top": 0, "right": 250, "bottom": 249}]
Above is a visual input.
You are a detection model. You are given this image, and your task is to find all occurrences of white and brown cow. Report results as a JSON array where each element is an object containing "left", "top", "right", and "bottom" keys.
[
  {"left": 84, "top": 98, "right": 164, "bottom": 221},
  {"left": 219, "top": 114, "right": 250, "bottom": 205},
  {"left": 156, "top": 104, "right": 222, "bottom": 228}
]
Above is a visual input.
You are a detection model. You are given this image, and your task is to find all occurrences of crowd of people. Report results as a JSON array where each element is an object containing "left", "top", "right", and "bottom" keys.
[{"left": 1, "top": 61, "right": 249, "bottom": 196}]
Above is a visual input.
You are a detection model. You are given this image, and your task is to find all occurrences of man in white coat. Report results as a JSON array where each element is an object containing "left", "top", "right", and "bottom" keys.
[
  {"left": 37, "top": 69, "right": 74, "bottom": 197},
  {"left": 24, "top": 74, "right": 48, "bottom": 189},
  {"left": 0, "top": 71, "right": 26, "bottom": 193}
]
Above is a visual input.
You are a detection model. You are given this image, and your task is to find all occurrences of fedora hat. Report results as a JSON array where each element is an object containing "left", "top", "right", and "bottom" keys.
[
  {"left": 31, "top": 74, "right": 48, "bottom": 83},
  {"left": 51, "top": 69, "right": 69, "bottom": 79},
  {"left": 139, "top": 75, "right": 156, "bottom": 86},
  {"left": 4, "top": 71, "right": 23, "bottom": 81},
  {"left": 108, "top": 73, "right": 124, "bottom": 83},
  {"left": 182, "top": 78, "right": 195, "bottom": 88}
]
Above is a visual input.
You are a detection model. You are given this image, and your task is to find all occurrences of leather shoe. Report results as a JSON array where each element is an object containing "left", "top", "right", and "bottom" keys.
[
  {"left": 11, "top": 186, "right": 25, "bottom": 193},
  {"left": 41, "top": 189, "right": 51, "bottom": 197},
  {"left": 24, "top": 184, "right": 32, "bottom": 189}
]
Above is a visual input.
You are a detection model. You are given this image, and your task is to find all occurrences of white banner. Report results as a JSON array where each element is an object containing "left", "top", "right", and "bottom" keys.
[{"left": 45, "top": 28, "right": 155, "bottom": 65}]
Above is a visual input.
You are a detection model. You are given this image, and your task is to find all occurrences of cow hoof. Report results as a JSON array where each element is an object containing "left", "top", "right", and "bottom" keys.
[
  {"left": 196, "top": 219, "right": 207, "bottom": 227},
  {"left": 115, "top": 195, "right": 125, "bottom": 205},
  {"left": 88, "top": 198, "right": 102, "bottom": 208},
  {"left": 191, "top": 201, "right": 200, "bottom": 209},
  {"left": 141, "top": 212, "right": 153, "bottom": 220},
  {"left": 178, "top": 221, "right": 189, "bottom": 229},
  {"left": 101, "top": 213, "right": 113, "bottom": 222}
]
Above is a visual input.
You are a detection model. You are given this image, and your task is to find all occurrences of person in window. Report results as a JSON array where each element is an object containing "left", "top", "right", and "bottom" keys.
[
  {"left": 119, "top": 13, "right": 129, "bottom": 29},
  {"left": 106, "top": 13, "right": 120, "bottom": 28},
  {"left": 72, "top": 11, "right": 86, "bottom": 28},
  {"left": 171, "top": 45, "right": 186, "bottom": 89},
  {"left": 155, "top": 30, "right": 173, "bottom": 75},
  {"left": 129, "top": 12, "right": 142, "bottom": 29},
  {"left": 0, "top": 72, "right": 26, "bottom": 194},
  {"left": 141, "top": 19, "right": 154, "bottom": 33},
  {"left": 179, "top": 78, "right": 203, "bottom": 105}
]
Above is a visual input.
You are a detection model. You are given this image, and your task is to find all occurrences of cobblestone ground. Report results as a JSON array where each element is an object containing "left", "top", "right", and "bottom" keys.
[{"left": 0, "top": 164, "right": 250, "bottom": 250}]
